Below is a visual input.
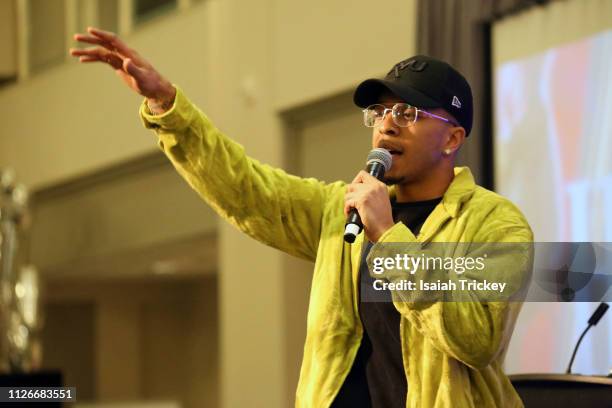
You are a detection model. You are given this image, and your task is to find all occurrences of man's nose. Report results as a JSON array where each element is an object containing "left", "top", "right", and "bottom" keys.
[{"left": 378, "top": 110, "right": 399, "bottom": 136}]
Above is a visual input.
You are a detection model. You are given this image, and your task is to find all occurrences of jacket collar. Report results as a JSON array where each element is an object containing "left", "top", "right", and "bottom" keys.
[
  {"left": 441, "top": 167, "right": 477, "bottom": 218},
  {"left": 387, "top": 166, "right": 476, "bottom": 219}
]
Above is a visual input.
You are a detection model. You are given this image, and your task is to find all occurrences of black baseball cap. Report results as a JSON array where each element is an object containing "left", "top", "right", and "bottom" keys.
[{"left": 353, "top": 55, "right": 473, "bottom": 136}]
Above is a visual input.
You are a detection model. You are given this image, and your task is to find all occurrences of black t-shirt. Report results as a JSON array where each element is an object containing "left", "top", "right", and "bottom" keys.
[{"left": 331, "top": 196, "right": 443, "bottom": 408}]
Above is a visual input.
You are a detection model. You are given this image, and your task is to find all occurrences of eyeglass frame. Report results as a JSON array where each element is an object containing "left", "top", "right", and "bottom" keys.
[{"left": 362, "top": 103, "right": 460, "bottom": 128}]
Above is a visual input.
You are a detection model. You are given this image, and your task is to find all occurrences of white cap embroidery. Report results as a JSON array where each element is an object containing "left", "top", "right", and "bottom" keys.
[{"left": 452, "top": 96, "right": 462, "bottom": 108}]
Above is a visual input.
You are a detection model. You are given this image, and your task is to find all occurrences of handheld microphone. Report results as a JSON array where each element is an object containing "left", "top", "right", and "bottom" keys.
[
  {"left": 566, "top": 302, "right": 609, "bottom": 374},
  {"left": 343, "top": 148, "right": 392, "bottom": 244}
]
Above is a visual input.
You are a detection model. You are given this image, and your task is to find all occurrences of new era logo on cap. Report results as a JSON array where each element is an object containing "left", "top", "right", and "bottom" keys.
[{"left": 452, "top": 96, "right": 462, "bottom": 109}]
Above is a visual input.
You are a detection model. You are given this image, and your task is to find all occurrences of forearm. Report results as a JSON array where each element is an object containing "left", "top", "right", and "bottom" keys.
[{"left": 140, "top": 86, "right": 330, "bottom": 261}]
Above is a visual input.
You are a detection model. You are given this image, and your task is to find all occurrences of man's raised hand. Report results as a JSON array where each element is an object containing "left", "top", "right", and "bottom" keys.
[{"left": 70, "top": 27, "right": 176, "bottom": 113}]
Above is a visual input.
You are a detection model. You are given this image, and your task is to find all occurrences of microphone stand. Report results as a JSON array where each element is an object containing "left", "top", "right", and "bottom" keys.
[{"left": 565, "top": 302, "right": 609, "bottom": 374}]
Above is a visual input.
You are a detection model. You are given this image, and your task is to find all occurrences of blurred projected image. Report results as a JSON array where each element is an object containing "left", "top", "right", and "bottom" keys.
[
  {"left": 495, "top": 29, "right": 612, "bottom": 375},
  {"left": 495, "top": 30, "right": 612, "bottom": 242}
]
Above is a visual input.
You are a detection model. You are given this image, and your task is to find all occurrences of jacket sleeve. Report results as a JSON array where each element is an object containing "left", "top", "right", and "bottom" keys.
[
  {"left": 139, "top": 85, "right": 339, "bottom": 262},
  {"left": 365, "top": 203, "right": 534, "bottom": 370}
]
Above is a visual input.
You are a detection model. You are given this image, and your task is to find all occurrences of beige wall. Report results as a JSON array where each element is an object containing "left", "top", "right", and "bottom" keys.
[
  {"left": 1, "top": 0, "right": 418, "bottom": 407},
  {"left": 42, "top": 277, "right": 218, "bottom": 407},
  {"left": 0, "top": 0, "right": 17, "bottom": 77},
  {"left": 42, "top": 301, "right": 96, "bottom": 399},
  {"left": 273, "top": 1, "right": 417, "bottom": 110},
  {"left": 30, "top": 156, "right": 218, "bottom": 275},
  {"left": 0, "top": 2, "right": 213, "bottom": 190},
  {"left": 28, "top": 0, "right": 66, "bottom": 73}
]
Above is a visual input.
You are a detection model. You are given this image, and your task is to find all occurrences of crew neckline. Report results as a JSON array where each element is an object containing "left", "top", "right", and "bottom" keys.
[{"left": 391, "top": 196, "right": 443, "bottom": 207}]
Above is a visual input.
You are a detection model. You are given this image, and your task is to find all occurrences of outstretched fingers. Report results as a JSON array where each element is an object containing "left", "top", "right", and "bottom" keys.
[
  {"left": 69, "top": 26, "right": 173, "bottom": 101},
  {"left": 73, "top": 34, "right": 107, "bottom": 47},
  {"left": 70, "top": 46, "right": 124, "bottom": 70},
  {"left": 86, "top": 27, "right": 146, "bottom": 65}
]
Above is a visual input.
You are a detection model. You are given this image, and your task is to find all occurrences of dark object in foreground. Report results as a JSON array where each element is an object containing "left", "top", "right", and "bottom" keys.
[{"left": 510, "top": 373, "right": 612, "bottom": 408}]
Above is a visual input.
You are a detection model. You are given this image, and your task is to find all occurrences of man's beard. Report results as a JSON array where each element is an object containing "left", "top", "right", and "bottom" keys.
[{"left": 383, "top": 176, "right": 406, "bottom": 186}]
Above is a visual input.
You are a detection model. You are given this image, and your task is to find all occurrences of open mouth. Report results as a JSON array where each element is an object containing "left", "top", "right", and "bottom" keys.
[{"left": 389, "top": 150, "right": 402, "bottom": 156}]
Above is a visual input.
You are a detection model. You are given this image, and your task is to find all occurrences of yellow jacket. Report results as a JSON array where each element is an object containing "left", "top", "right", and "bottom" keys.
[{"left": 140, "top": 86, "right": 533, "bottom": 408}]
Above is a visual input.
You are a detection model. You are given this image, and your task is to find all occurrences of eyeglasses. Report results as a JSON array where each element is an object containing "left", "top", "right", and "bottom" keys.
[{"left": 362, "top": 103, "right": 458, "bottom": 128}]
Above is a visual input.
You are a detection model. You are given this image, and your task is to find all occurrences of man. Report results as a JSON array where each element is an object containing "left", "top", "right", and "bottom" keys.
[{"left": 71, "top": 27, "right": 532, "bottom": 408}]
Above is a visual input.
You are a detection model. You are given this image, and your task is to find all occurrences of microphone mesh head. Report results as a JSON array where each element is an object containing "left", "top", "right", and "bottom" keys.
[{"left": 367, "top": 148, "right": 392, "bottom": 172}]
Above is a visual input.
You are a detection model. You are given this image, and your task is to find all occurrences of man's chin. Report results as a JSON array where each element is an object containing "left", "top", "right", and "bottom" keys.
[{"left": 383, "top": 176, "right": 405, "bottom": 186}]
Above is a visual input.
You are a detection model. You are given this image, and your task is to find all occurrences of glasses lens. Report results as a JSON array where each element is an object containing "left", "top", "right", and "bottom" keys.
[
  {"left": 392, "top": 103, "right": 416, "bottom": 127},
  {"left": 363, "top": 104, "right": 418, "bottom": 127},
  {"left": 363, "top": 104, "right": 386, "bottom": 127}
]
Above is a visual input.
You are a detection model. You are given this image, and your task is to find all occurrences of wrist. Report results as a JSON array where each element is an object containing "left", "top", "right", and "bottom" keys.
[
  {"left": 371, "top": 220, "right": 395, "bottom": 243},
  {"left": 147, "top": 83, "right": 176, "bottom": 115}
]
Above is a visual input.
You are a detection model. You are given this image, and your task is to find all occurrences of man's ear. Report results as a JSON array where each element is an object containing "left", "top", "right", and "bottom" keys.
[{"left": 445, "top": 126, "right": 466, "bottom": 154}]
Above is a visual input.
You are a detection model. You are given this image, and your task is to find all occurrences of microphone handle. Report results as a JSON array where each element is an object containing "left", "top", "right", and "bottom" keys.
[{"left": 343, "top": 162, "right": 387, "bottom": 243}]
